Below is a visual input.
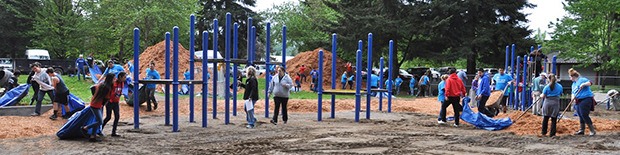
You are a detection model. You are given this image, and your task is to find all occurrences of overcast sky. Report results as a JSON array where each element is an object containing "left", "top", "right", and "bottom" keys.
[{"left": 252, "top": 0, "right": 567, "bottom": 40}]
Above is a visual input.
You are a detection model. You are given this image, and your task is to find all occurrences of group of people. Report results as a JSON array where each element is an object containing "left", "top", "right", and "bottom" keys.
[{"left": 434, "top": 66, "right": 596, "bottom": 137}]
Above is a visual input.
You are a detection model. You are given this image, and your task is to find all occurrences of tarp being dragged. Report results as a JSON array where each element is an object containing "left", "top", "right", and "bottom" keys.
[
  {"left": 56, "top": 106, "right": 102, "bottom": 139},
  {"left": 89, "top": 65, "right": 103, "bottom": 83},
  {"left": 0, "top": 84, "right": 30, "bottom": 108},
  {"left": 62, "top": 94, "right": 86, "bottom": 116},
  {"left": 460, "top": 97, "right": 513, "bottom": 131}
]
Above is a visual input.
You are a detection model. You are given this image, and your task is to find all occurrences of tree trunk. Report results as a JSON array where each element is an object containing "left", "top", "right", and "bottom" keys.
[{"left": 466, "top": 47, "right": 477, "bottom": 74}]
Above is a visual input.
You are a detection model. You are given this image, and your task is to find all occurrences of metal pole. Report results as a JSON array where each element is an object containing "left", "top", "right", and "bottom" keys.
[
  {"left": 233, "top": 23, "right": 238, "bottom": 116},
  {"left": 189, "top": 14, "right": 196, "bottom": 123},
  {"left": 282, "top": 26, "right": 287, "bottom": 69},
  {"left": 132, "top": 28, "right": 140, "bottom": 129},
  {"left": 552, "top": 55, "right": 557, "bottom": 75},
  {"left": 212, "top": 19, "right": 218, "bottom": 119},
  {"left": 355, "top": 50, "right": 361, "bottom": 122},
  {"left": 318, "top": 50, "right": 323, "bottom": 121},
  {"left": 505, "top": 45, "right": 509, "bottom": 74},
  {"left": 202, "top": 31, "right": 208, "bottom": 128},
  {"left": 379, "top": 57, "right": 384, "bottom": 111},
  {"left": 516, "top": 56, "right": 521, "bottom": 110},
  {"left": 165, "top": 32, "right": 171, "bottom": 126},
  {"left": 522, "top": 55, "right": 528, "bottom": 111},
  {"left": 172, "top": 26, "right": 180, "bottom": 132},
  {"left": 265, "top": 23, "right": 271, "bottom": 119},
  {"left": 224, "top": 13, "right": 231, "bottom": 124},
  {"left": 247, "top": 18, "right": 253, "bottom": 66},
  {"left": 510, "top": 44, "right": 516, "bottom": 109},
  {"left": 388, "top": 40, "right": 393, "bottom": 113},
  {"left": 366, "top": 33, "right": 372, "bottom": 120},
  {"left": 330, "top": 33, "right": 337, "bottom": 118}
]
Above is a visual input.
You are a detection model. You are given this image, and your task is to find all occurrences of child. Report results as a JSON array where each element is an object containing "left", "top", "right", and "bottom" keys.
[
  {"left": 347, "top": 74, "right": 354, "bottom": 90},
  {"left": 341, "top": 72, "right": 348, "bottom": 90},
  {"left": 103, "top": 72, "right": 126, "bottom": 137},
  {"left": 294, "top": 72, "right": 301, "bottom": 92}
]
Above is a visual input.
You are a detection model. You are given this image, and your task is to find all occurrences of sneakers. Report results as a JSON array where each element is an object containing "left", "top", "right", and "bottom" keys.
[
  {"left": 270, "top": 120, "right": 277, "bottom": 125},
  {"left": 246, "top": 125, "right": 254, "bottom": 129},
  {"left": 49, "top": 114, "right": 57, "bottom": 120},
  {"left": 283, "top": 121, "right": 287, "bottom": 124},
  {"left": 452, "top": 124, "right": 459, "bottom": 128},
  {"left": 437, "top": 120, "right": 446, "bottom": 125},
  {"left": 30, "top": 112, "right": 40, "bottom": 116},
  {"left": 589, "top": 131, "right": 596, "bottom": 136},
  {"left": 574, "top": 130, "right": 585, "bottom": 135}
]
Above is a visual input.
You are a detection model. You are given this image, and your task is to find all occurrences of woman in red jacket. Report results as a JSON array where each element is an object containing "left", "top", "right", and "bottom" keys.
[
  {"left": 82, "top": 73, "right": 115, "bottom": 142},
  {"left": 440, "top": 68, "right": 467, "bottom": 127}
]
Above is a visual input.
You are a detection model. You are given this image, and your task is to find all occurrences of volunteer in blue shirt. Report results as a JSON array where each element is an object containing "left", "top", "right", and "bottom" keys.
[
  {"left": 370, "top": 72, "right": 380, "bottom": 96},
  {"left": 394, "top": 77, "right": 403, "bottom": 95},
  {"left": 475, "top": 68, "right": 493, "bottom": 117},
  {"left": 417, "top": 71, "right": 430, "bottom": 97},
  {"left": 75, "top": 54, "right": 87, "bottom": 80},
  {"left": 145, "top": 62, "right": 161, "bottom": 111},
  {"left": 492, "top": 68, "right": 513, "bottom": 113},
  {"left": 409, "top": 76, "right": 416, "bottom": 96},
  {"left": 437, "top": 75, "right": 447, "bottom": 122},
  {"left": 102, "top": 60, "right": 125, "bottom": 78},
  {"left": 341, "top": 72, "right": 348, "bottom": 89},
  {"left": 540, "top": 74, "right": 562, "bottom": 137},
  {"left": 568, "top": 68, "right": 596, "bottom": 136}
]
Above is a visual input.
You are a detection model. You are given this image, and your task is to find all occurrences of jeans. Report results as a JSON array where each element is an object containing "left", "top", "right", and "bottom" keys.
[
  {"left": 245, "top": 100, "right": 257, "bottom": 126},
  {"left": 85, "top": 107, "right": 103, "bottom": 136},
  {"left": 395, "top": 84, "right": 401, "bottom": 95},
  {"left": 341, "top": 82, "right": 346, "bottom": 89},
  {"left": 273, "top": 97, "right": 289, "bottom": 123},
  {"left": 77, "top": 66, "right": 86, "bottom": 80},
  {"left": 440, "top": 96, "right": 461, "bottom": 125},
  {"left": 542, "top": 116, "right": 557, "bottom": 136},
  {"left": 576, "top": 97, "right": 594, "bottom": 127},
  {"left": 103, "top": 102, "right": 120, "bottom": 135},
  {"left": 409, "top": 86, "right": 415, "bottom": 96},
  {"left": 438, "top": 101, "right": 445, "bottom": 121},
  {"left": 478, "top": 96, "right": 493, "bottom": 117},
  {"left": 146, "top": 88, "right": 157, "bottom": 110},
  {"left": 34, "top": 90, "right": 54, "bottom": 114}
]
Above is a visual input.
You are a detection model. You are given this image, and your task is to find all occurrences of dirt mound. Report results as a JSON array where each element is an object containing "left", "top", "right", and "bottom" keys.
[
  {"left": 497, "top": 112, "right": 620, "bottom": 136},
  {"left": 137, "top": 40, "right": 205, "bottom": 91},
  {"left": 286, "top": 48, "right": 350, "bottom": 90}
]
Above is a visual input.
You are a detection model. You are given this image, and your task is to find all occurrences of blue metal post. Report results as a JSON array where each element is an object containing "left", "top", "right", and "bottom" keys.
[
  {"left": 165, "top": 32, "right": 171, "bottom": 126},
  {"left": 552, "top": 55, "right": 557, "bottom": 75},
  {"left": 510, "top": 44, "right": 516, "bottom": 108},
  {"left": 318, "top": 50, "right": 323, "bottom": 121},
  {"left": 250, "top": 26, "right": 256, "bottom": 65},
  {"left": 224, "top": 13, "right": 231, "bottom": 124},
  {"left": 202, "top": 31, "right": 208, "bottom": 128},
  {"left": 265, "top": 23, "right": 271, "bottom": 119},
  {"left": 330, "top": 33, "right": 336, "bottom": 118},
  {"left": 132, "top": 28, "right": 140, "bottom": 129},
  {"left": 212, "top": 19, "right": 218, "bottom": 119},
  {"left": 282, "top": 26, "right": 287, "bottom": 69},
  {"left": 522, "top": 55, "right": 528, "bottom": 110},
  {"left": 366, "top": 33, "right": 372, "bottom": 119},
  {"left": 379, "top": 57, "right": 384, "bottom": 111},
  {"left": 189, "top": 14, "right": 196, "bottom": 123},
  {"left": 516, "top": 56, "right": 521, "bottom": 110},
  {"left": 172, "top": 26, "right": 180, "bottom": 132},
  {"left": 232, "top": 23, "right": 238, "bottom": 116},
  {"left": 505, "top": 45, "right": 509, "bottom": 74},
  {"left": 388, "top": 40, "right": 393, "bottom": 113},
  {"left": 247, "top": 18, "right": 252, "bottom": 66},
  {"left": 355, "top": 50, "right": 361, "bottom": 122},
  {"left": 358, "top": 41, "right": 362, "bottom": 55}
]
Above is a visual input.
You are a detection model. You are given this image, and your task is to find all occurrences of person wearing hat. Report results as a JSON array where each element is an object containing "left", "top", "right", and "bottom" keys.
[
  {"left": 532, "top": 72, "right": 548, "bottom": 115},
  {"left": 75, "top": 54, "right": 87, "bottom": 81}
]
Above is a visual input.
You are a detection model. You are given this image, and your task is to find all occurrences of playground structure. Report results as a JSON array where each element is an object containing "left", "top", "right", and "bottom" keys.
[
  {"left": 133, "top": 13, "right": 286, "bottom": 132},
  {"left": 319, "top": 33, "right": 395, "bottom": 122}
]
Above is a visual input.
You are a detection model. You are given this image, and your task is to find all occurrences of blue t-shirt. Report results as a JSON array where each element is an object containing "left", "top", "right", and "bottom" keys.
[
  {"left": 385, "top": 80, "right": 392, "bottom": 89},
  {"left": 184, "top": 71, "right": 191, "bottom": 80},
  {"left": 370, "top": 74, "right": 380, "bottom": 87},
  {"left": 311, "top": 70, "right": 317, "bottom": 79},
  {"left": 572, "top": 77, "right": 594, "bottom": 99},
  {"left": 75, "top": 58, "right": 86, "bottom": 68},
  {"left": 128, "top": 64, "right": 134, "bottom": 74},
  {"left": 145, "top": 68, "right": 161, "bottom": 88},
  {"left": 420, "top": 76, "right": 429, "bottom": 85},
  {"left": 341, "top": 73, "right": 347, "bottom": 83},
  {"left": 395, "top": 77, "right": 403, "bottom": 86},
  {"left": 437, "top": 81, "right": 445, "bottom": 102},
  {"left": 493, "top": 73, "right": 513, "bottom": 96},
  {"left": 348, "top": 75, "right": 354, "bottom": 81},
  {"left": 542, "top": 83, "right": 563, "bottom": 97},
  {"left": 409, "top": 77, "right": 416, "bottom": 88},
  {"left": 476, "top": 73, "right": 491, "bottom": 96},
  {"left": 103, "top": 64, "right": 125, "bottom": 76}
]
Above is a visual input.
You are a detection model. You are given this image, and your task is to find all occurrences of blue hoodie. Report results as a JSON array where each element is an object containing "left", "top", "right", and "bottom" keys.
[{"left": 476, "top": 73, "right": 491, "bottom": 96}]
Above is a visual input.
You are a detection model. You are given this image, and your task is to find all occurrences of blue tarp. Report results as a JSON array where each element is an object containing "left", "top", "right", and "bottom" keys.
[
  {"left": 0, "top": 84, "right": 30, "bottom": 108},
  {"left": 460, "top": 97, "right": 513, "bottom": 131},
  {"left": 56, "top": 106, "right": 102, "bottom": 139},
  {"left": 89, "top": 65, "right": 102, "bottom": 83},
  {"left": 62, "top": 94, "right": 86, "bottom": 116}
]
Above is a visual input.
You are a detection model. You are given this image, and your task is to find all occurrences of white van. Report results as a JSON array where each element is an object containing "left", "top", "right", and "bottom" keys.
[{"left": 26, "top": 49, "right": 51, "bottom": 60}]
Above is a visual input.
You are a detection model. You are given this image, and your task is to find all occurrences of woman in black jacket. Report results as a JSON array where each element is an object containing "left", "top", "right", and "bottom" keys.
[{"left": 240, "top": 66, "right": 258, "bottom": 129}]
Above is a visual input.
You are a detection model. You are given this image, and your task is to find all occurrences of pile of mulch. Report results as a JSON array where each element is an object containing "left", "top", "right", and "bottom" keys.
[{"left": 285, "top": 48, "right": 353, "bottom": 90}]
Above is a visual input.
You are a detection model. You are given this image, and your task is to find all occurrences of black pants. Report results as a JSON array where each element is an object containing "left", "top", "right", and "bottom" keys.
[
  {"left": 440, "top": 96, "right": 461, "bottom": 125},
  {"left": 478, "top": 96, "right": 493, "bottom": 117},
  {"left": 30, "top": 85, "right": 40, "bottom": 105},
  {"left": 348, "top": 81, "right": 354, "bottom": 89},
  {"left": 103, "top": 102, "right": 120, "bottom": 135},
  {"left": 417, "top": 85, "right": 427, "bottom": 97},
  {"left": 500, "top": 95, "right": 509, "bottom": 107},
  {"left": 542, "top": 116, "right": 557, "bottom": 136},
  {"left": 146, "top": 88, "right": 157, "bottom": 110},
  {"left": 273, "top": 97, "right": 289, "bottom": 123}
]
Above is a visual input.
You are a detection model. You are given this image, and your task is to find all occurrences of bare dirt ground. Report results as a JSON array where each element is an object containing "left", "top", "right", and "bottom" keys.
[{"left": 1, "top": 96, "right": 620, "bottom": 154}]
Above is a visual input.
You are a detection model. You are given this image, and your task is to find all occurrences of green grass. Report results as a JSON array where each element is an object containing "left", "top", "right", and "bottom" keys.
[
  {"left": 590, "top": 85, "right": 620, "bottom": 93},
  {"left": 17, "top": 75, "right": 95, "bottom": 105}
]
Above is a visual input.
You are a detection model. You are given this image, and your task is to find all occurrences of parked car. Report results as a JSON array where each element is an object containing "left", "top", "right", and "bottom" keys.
[
  {"left": 406, "top": 67, "right": 439, "bottom": 80},
  {"left": 12, "top": 49, "right": 74, "bottom": 75}
]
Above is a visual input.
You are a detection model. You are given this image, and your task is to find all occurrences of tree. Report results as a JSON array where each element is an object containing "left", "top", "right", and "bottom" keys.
[
  {"left": 549, "top": 0, "right": 620, "bottom": 74},
  {"left": 0, "top": 0, "right": 40, "bottom": 58},
  {"left": 197, "top": 0, "right": 262, "bottom": 61}
]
